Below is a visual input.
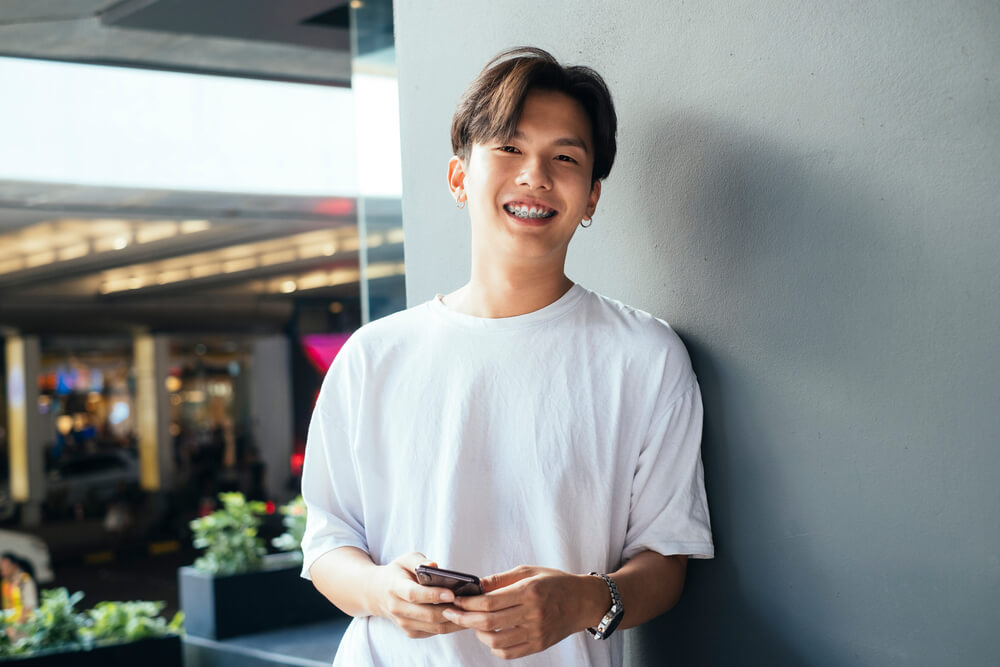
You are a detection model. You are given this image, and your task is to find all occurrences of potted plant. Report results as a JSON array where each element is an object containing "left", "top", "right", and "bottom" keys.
[
  {"left": 178, "top": 492, "right": 339, "bottom": 640},
  {"left": 0, "top": 588, "right": 183, "bottom": 666}
]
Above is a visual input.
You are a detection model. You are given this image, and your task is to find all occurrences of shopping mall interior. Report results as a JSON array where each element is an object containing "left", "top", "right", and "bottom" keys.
[{"left": 1, "top": 4, "right": 397, "bottom": 659}]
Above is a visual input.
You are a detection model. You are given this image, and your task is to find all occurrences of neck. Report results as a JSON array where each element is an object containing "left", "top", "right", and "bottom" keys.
[{"left": 444, "top": 258, "right": 574, "bottom": 318}]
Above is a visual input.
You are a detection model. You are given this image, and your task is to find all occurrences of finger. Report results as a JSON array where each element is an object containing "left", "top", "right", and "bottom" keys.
[
  {"left": 394, "top": 551, "right": 431, "bottom": 572},
  {"left": 479, "top": 565, "right": 536, "bottom": 593},
  {"left": 393, "top": 578, "right": 455, "bottom": 605},
  {"left": 453, "top": 577, "right": 533, "bottom": 612},
  {"left": 473, "top": 627, "right": 531, "bottom": 652},
  {"left": 443, "top": 606, "right": 523, "bottom": 632}
]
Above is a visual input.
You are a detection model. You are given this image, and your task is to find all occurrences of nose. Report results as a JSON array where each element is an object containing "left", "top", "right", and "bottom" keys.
[{"left": 514, "top": 156, "right": 552, "bottom": 190}]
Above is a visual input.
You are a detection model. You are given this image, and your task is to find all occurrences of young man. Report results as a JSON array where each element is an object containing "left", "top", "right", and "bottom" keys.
[{"left": 301, "top": 47, "right": 713, "bottom": 666}]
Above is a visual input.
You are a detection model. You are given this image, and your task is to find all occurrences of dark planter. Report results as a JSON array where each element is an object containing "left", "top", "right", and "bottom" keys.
[
  {"left": 1, "top": 635, "right": 182, "bottom": 666},
  {"left": 179, "top": 552, "right": 341, "bottom": 640}
]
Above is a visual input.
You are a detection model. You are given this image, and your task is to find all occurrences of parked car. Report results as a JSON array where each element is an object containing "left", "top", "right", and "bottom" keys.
[
  {"left": 44, "top": 449, "right": 141, "bottom": 519},
  {"left": 0, "top": 528, "right": 54, "bottom": 584},
  {"left": 0, "top": 449, "right": 143, "bottom": 524}
]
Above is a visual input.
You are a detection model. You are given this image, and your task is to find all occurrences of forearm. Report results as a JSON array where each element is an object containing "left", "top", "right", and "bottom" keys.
[
  {"left": 578, "top": 551, "right": 687, "bottom": 632},
  {"left": 308, "top": 545, "right": 382, "bottom": 618}
]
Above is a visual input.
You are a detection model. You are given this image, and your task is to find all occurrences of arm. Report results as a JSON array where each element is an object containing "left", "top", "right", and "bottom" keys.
[
  {"left": 309, "top": 546, "right": 464, "bottom": 638},
  {"left": 442, "top": 549, "right": 686, "bottom": 660}
]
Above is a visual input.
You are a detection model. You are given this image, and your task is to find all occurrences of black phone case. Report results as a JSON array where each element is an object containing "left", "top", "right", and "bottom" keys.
[{"left": 415, "top": 565, "right": 483, "bottom": 596}]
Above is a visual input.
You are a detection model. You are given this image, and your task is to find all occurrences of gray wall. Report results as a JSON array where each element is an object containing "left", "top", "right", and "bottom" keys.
[{"left": 394, "top": 2, "right": 1000, "bottom": 665}]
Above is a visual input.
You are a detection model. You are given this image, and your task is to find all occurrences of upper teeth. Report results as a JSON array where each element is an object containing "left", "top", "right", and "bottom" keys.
[{"left": 505, "top": 204, "right": 555, "bottom": 219}]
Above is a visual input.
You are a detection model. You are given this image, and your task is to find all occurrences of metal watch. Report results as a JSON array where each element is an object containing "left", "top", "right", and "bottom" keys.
[{"left": 585, "top": 572, "right": 624, "bottom": 640}]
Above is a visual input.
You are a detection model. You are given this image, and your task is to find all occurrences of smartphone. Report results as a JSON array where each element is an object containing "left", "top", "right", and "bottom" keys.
[{"left": 415, "top": 564, "right": 483, "bottom": 596}]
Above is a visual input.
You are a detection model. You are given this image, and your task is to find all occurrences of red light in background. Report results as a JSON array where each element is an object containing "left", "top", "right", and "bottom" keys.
[
  {"left": 265, "top": 500, "right": 276, "bottom": 515},
  {"left": 314, "top": 198, "right": 355, "bottom": 216},
  {"left": 290, "top": 451, "right": 305, "bottom": 476}
]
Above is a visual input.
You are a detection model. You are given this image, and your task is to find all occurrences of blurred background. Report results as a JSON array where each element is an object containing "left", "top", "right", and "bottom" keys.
[{"left": 0, "top": 0, "right": 400, "bottom": 615}]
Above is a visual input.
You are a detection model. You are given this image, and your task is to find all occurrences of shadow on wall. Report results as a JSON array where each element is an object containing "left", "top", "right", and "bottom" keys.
[{"left": 623, "top": 111, "right": 922, "bottom": 666}]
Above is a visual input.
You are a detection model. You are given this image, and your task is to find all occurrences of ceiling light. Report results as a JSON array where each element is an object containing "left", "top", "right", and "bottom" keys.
[
  {"left": 112, "top": 236, "right": 129, "bottom": 250},
  {"left": 180, "top": 220, "right": 212, "bottom": 234},
  {"left": 281, "top": 280, "right": 297, "bottom": 294}
]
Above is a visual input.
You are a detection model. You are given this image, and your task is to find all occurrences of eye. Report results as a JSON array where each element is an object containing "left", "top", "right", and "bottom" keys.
[
  {"left": 497, "top": 145, "right": 520, "bottom": 154},
  {"left": 555, "top": 154, "right": 579, "bottom": 164}
]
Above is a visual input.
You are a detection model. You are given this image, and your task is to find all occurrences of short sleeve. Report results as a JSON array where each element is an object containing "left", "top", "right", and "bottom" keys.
[
  {"left": 299, "top": 350, "right": 369, "bottom": 580},
  {"left": 622, "top": 382, "right": 714, "bottom": 561}
]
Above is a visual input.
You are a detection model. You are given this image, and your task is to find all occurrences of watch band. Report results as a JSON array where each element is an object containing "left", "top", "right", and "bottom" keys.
[{"left": 585, "top": 572, "right": 624, "bottom": 640}]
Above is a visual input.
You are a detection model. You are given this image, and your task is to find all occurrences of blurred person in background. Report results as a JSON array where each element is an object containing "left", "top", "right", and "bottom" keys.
[{"left": 1, "top": 552, "right": 38, "bottom": 638}]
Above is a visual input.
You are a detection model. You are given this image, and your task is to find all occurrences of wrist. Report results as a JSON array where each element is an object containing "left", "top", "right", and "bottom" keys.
[
  {"left": 364, "top": 563, "right": 390, "bottom": 619},
  {"left": 577, "top": 573, "right": 612, "bottom": 631}
]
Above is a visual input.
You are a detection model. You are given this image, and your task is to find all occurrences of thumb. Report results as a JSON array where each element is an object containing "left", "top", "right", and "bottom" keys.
[
  {"left": 394, "top": 552, "right": 439, "bottom": 574},
  {"left": 480, "top": 565, "right": 534, "bottom": 593}
]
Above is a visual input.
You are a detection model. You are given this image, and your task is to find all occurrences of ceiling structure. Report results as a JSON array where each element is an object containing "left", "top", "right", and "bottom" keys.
[{"left": 0, "top": 0, "right": 401, "bottom": 335}]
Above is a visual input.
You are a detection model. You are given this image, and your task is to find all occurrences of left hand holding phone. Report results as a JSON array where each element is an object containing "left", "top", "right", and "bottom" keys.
[{"left": 370, "top": 552, "right": 465, "bottom": 639}]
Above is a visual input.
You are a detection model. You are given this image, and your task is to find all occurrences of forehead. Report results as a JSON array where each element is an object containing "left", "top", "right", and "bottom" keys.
[{"left": 514, "top": 90, "right": 593, "bottom": 150}]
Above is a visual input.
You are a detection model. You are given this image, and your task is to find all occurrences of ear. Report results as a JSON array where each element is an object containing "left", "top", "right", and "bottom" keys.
[
  {"left": 448, "top": 155, "right": 468, "bottom": 205},
  {"left": 585, "top": 179, "right": 602, "bottom": 220}
]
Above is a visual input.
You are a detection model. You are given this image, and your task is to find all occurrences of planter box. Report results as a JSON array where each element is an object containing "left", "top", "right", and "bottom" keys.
[
  {"left": 179, "top": 552, "right": 341, "bottom": 640},
  {"left": 1, "top": 635, "right": 182, "bottom": 666}
]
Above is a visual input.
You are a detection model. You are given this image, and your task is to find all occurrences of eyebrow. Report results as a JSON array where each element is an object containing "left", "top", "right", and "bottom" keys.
[{"left": 512, "top": 131, "right": 589, "bottom": 153}]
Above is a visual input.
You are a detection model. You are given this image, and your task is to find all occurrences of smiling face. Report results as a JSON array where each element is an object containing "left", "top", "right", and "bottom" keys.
[{"left": 449, "top": 89, "right": 601, "bottom": 268}]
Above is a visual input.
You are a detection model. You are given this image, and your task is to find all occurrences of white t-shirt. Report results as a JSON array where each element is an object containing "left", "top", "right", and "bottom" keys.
[{"left": 301, "top": 283, "right": 714, "bottom": 667}]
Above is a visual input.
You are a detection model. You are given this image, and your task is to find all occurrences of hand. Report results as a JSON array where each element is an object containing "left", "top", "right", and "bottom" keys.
[
  {"left": 370, "top": 552, "right": 464, "bottom": 638},
  {"left": 442, "top": 565, "right": 607, "bottom": 660}
]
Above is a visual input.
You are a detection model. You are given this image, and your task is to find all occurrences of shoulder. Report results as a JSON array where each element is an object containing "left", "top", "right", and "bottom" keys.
[
  {"left": 577, "top": 287, "right": 697, "bottom": 393},
  {"left": 579, "top": 288, "right": 689, "bottom": 353},
  {"left": 337, "top": 300, "right": 434, "bottom": 358}
]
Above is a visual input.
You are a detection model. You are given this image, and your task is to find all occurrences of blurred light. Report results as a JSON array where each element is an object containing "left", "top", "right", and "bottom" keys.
[
  {"left": 157, "top": 269, "right": 188, "bottom": 284},
  {"left": 169, "top": 423, "right": 181, "bottom": 437},
  {"left": 136, "top": 221, "right": 178, "bottom": 244},
  {"left": 290, "top": 451, "right": 305, "bottom": 476},
  {"left": 329, "top": 302, "right": 344, "bottom": 314},
  {"left": 180, "top": 220, "right": 212, "bottom": 234},
  {"left": 109, "top": 401, "right": 130, "bottom": 425},
  {"left": 26, "top": 250, "right": 55, "bottom": 268},
  {"left": 112, "top": 236, "right": 129, "bottom": 250},
  {"left": 165, "top": 376, "right": 182, "bottom": 392},
  {"left": 58, "top": 242, "right": 89, "bottom": 261},
  {"left": 170, "top": 394, "right": 182, "bottom": 406},
  {"left": 350, "top": 0, "right": 364, "bottom": 9},
  {"left": 265, "top": 501, "right": 276, "bottom": 515},
  {"left": 38, "top": 395, "right": 51, "bottom": 414},
  {"left": 183, "top": 390, "right": 205, "bottom": 403},
  {"left": 281, "top": 280, "right": 297, "bottom": 294},
  {"left": 223, "top": 257, "right": 257, "bottom": 273},
  {"left": 57, "top": 415, "right": 73, "bottom": 435},
  {"left": 261, "top": 250, "right": 296, "bottom": 267}
]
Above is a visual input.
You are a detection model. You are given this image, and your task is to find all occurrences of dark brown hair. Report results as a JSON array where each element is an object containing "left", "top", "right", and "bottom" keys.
[{"left": 450, "top": 47, "right": 617, "bottom": 182}]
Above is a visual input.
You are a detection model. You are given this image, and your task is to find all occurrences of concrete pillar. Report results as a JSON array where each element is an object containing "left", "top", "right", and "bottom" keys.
[
  {"left": 134, "top": 333, "right": 173, "bottom": 491},
  {"left": 249, "top": 336, "right": 293, "bottom": 502},
  {"left": 5, "top": 335, "right": 44, "bottom": 525}
]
